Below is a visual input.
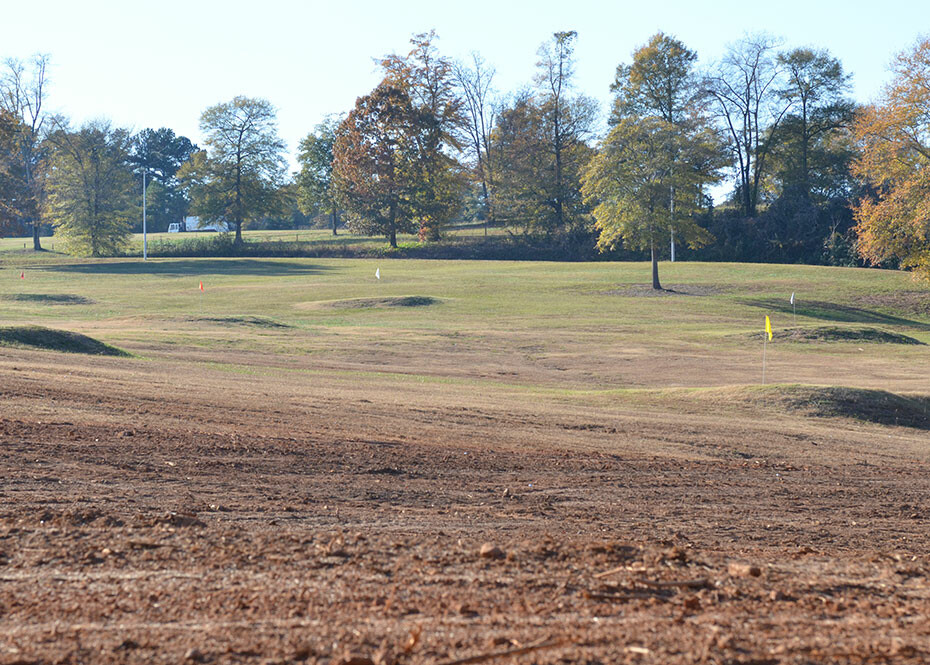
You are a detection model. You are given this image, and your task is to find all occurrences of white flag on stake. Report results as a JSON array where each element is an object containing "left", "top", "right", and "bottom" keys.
[
  {"left": 375, "top": 268, "right": 380, "bottom": 280},
  {"left": 790, "top": 292, "right": 795, "bottom": 305}
]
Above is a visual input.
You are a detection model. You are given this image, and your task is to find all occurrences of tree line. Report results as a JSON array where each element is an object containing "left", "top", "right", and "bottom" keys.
[{"left": 1, "top": 32, "right": 929, "bottom": 285}]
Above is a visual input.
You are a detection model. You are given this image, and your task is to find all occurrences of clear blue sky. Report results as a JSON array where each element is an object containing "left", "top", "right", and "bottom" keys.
[{"left": 3, "top": 0, "right": 928, "bottom": 170}]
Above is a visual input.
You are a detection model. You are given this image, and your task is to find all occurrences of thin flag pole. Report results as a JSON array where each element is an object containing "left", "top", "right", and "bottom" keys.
[
  {"left": 762, "top": 335, "right": 768, "bottom": 386},
  {"left": 763, "top": 315, "right": 773, "bottom": 385},
  {"left": 142, "top": 169, "right": 148, "bottom": 261}
]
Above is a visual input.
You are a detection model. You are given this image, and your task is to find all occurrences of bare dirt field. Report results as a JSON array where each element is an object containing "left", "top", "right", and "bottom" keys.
[{"left": 3, "top": 342, "right": 930, "bottom": 665}]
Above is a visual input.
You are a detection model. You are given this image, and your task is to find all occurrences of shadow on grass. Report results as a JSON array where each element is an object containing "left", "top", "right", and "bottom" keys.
[
  {"left": 741, "top": 297, "right": 930, "bottom": 331},
  {"left": 41, "top": 259, "right": 335, "bottom": 277},
  {"left": 3, "top": 293, "right": 95, "bottom": 305},
  {"left": 775, "top": 385, "right": 930, "bottom": 430}
]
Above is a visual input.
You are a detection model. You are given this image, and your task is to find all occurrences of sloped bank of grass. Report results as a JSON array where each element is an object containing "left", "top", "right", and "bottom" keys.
[
  {"left": 744, "top": 326, "right": 925, "bottom": 345},
  {"left": 686, "top": 384, "right": 930, "bottom": 430},
  {"left": 0, "top": 326, "right": 129, "bottom": 356},
  {"left": 303, "top": 295, "right": 441, "bottom": 310}
]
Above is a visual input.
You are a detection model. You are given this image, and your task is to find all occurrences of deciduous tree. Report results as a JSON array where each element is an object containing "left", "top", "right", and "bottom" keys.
[
  {"left": 492, "top": 33, "right": 595, "bottom": 240},
  {"left": 194, "top": 96, "right": 287, "bottom": 244},
  {"left": 333, "top": 81, "right": 416, "bottom": 247},
  {"left": 0, "top": 54, "right": 50, "bottom": 249},
  {"left": 128, "top": 127, "right": 197, "bottom": 231},
  {"left": 611, "top": 32, "right": 709, "bottom": 258},
  {"left": 0, "top": 109, "right": 25, "bottom": 235},
  {"left": 582, "top": 117, "right": 720, "bottom": 289},
  {"left": 706, "top": 35, "right": 792, "bottom": 217},
  {"left": 43, "top": 120, "right": 136, "bottom": 256},
  {"left": 853, "top": 38, "right": 930, "bottom": 279},
  {"left": 381, "top": 31, "right": 465, "bottom": 241},
  {"left": 334, "top": 33, "right": 465, "bottom": 247},
  {"left": 534, "top": 31, "right": 597, "bottom": 234},
  {"left": 297, "top": 116, "right": 340, "bottom": 235},
  {"left": 455, "top": 53, "right": 499, "bottom": 233},
  {"left": 610, "top": 32, "right": 699, "bottom": 125},
  {"left": 774, "top": 48, "right": 855, "bottom": 200}
]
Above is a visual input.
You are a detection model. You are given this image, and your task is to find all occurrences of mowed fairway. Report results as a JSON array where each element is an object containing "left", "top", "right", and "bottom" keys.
[{"left": 2, "top": 257, "right": 930, "bottom": 664}]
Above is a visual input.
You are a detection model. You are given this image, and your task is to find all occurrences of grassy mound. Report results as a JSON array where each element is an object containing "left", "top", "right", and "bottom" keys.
[
  {"left": 748, "top": 326, "right": 924, "bottom": 345},
  {"left": 693, "top": 384, "right": 930, "bottom": 430},
  {"left": 309, "top": 296, "right": 440, "bottom": 310},
  {"left": 0, "top": 326, "right": 129, "bottom": 356},
  {"left": 195, "top": 315, "right": 290, "bottom": 328}
]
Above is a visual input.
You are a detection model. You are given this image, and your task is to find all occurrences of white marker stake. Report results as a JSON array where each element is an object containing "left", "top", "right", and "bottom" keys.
[
  {"left": 375, "top": 267, "right": 380, "bottom": 280},
  {"left": 790, "top": 292, "right": 796, "bottom": 326}
]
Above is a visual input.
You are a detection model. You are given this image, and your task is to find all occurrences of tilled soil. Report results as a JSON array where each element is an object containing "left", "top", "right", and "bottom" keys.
[{"left": 3, "top": 350, "right": 930, "bottom": 664}]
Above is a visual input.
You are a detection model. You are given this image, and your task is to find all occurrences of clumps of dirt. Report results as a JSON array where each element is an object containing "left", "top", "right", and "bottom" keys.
[
  {"left": 3, "top": 293, "right": 95, "bottom": 305},
  {"left": 0, "top": 326, "right": 129, "bottom": 356},
  {"left": 5, "top": 508, "right": 126, "bottom": 528},
  {"left": 699, "top": 384, "right": 930, "bottom": 430},
  {"left": 747, "top": 326, "right": 925, "bottom": 345},
  {"left": 194, "top": 315, "right": 290, "bottom": 328},
  {"left": 600, "top": 284, "right": 726, "bottom": 297},
  {"left": 306, "top": 295, "right": 440, "bottom": 310}
]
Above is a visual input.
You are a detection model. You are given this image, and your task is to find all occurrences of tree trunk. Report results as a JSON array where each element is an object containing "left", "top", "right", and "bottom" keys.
[
  {"left": 331, "top": 206, "right": 338, "bottom": 236},
  {"left": 800, "top": 98, "right": 809, "bottom": 199},
  {"left": 234, "top": 150, "right": 243, "bottom": 245},
  {"left": 651, "top": 237, "right": 662, "bottom": 291},
  {"left": 478, "top": 160, "right": 491, "bottom": 238},
  {"left": 554, "top": 120, "right": 564, "bottom": 229},
  {"left": 30, "top": 219, "right": 43, "bottom": 251},
  {"left": 389, "top": 202, "right": 397, "bottom": 248},
  {"left": 669, "top": 184, "right": 675, "bottom": 262}
]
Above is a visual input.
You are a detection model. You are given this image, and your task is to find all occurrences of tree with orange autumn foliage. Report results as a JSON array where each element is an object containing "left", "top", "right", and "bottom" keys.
[
  {"left": 853, "top": 39, "right": 930, "bottom": 280},
  {"left": 333, "top": 81, "right": 415, "bottom": 248},
  {"left": 381, "top": 32, "right": 465, "bottom": 242},
  {"left": 334, "top": 33, "right": 465, "bottom": 246}
]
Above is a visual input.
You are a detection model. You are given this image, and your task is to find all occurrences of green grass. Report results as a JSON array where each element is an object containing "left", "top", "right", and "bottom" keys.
[
  {"left": 1, "top": 253, "right": 928, "bottom": 406},
  {"left": 0, "top": 224, "right": 510, "bottom": 257},
  {"left": 0, "top": 325, "right": 129, "bottom": 356}
]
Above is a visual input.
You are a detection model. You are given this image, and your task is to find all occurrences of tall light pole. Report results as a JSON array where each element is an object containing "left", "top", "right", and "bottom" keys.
[
  {"left": 134, "top": 166, "right": 149, "bottom": 261},
  {"left": 142, "top": 169, "right": 148, "bottom": 261}
]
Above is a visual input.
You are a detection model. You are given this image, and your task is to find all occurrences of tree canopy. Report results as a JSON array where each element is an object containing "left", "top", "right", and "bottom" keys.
[
  {"left": 583, "top": 116, "right": 720, "bottom": 288},
  {"left": 43, "top": 120, "right": 136, "bottom": 257},
  {"left": 129, "top": 127, "right": 197, "bottom": 232},
  {"left": 0, "top": 54, "right": 50, "bottom": 249},
  {"left": 333, "top": 81, "right": 416, "bottom": 247},
  {"left": 190, "top": 96, "right": 287, "bottom": 244},
  {"left": 853, "top": 39, "right": 930, "bottom": 280},
  {"left": 297, "top": 116, "right": 340, "bottom": 235},
  {"left": 5, "top": 29, "right": 930, "bottom": 276}
]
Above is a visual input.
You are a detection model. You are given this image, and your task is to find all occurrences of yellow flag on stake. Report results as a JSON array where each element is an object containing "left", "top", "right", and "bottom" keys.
[{"left": 765, "top": 315, "right": 772, "bottom": 341}]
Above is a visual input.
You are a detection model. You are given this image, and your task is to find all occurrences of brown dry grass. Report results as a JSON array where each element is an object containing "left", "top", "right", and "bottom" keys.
[{"left": 2, "top": 259, "right": 930, "bottom": 663}]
